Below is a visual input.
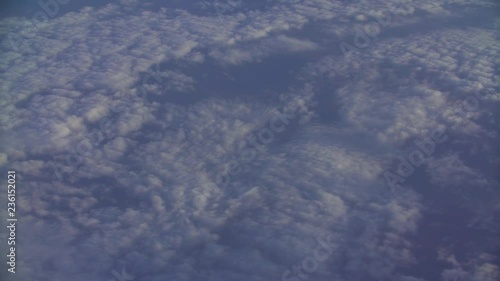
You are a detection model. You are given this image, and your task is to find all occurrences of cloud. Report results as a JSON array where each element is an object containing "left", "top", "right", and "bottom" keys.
[
  {"left": 427, "top": 154, "right": 492, "bottom": 188},
  {"left": 209, "top": 35, "right": 318, "bottom": 65},
  {"left": 0, "top": 0, "right": 498, "bottom": 280}
]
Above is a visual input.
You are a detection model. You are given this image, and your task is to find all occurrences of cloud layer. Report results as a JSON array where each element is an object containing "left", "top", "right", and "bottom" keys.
[{"left": 0, "top": 0, "right": 498, "bottom": 281}]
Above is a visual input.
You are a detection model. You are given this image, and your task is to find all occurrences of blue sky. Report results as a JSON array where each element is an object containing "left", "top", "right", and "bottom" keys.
[{"left": 0, "top": 1, "right": 499, "bottom": 281}]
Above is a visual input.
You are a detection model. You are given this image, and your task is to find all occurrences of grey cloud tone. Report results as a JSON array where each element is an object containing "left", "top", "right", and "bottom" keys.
[{"left": 0, "top": 0, "right": 498, "bottom": 281}]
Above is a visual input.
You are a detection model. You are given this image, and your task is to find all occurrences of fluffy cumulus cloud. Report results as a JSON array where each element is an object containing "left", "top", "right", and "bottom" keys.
[{"left": 0, "top": 0, "right": 498, "bottom": 280}]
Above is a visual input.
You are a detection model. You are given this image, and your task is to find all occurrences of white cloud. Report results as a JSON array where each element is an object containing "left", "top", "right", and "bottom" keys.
[{"left": 0, "top": 0, "right": 498, "bottom": 280}]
